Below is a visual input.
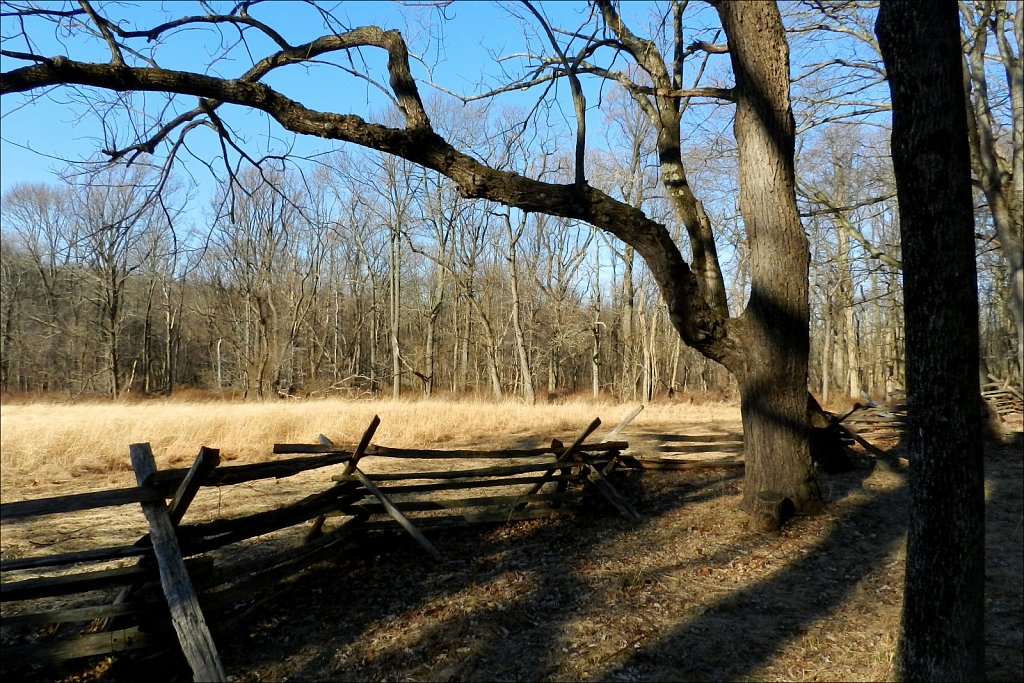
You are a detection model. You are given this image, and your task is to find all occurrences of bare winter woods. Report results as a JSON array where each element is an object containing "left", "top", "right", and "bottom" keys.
[
  {"left": 0, "top": 145, "right": 734, "bottom": 402},
  {"left": 0, "top": 2, "right": 1019, "bottom": 407}
]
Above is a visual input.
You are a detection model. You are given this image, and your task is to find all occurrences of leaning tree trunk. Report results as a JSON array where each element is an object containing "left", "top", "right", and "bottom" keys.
[
  {"left": 718, "top": 2, "right": 820, "bottom": 515},
  {"left": 876, "top": 1, "right": 986, "bottom": 679}
]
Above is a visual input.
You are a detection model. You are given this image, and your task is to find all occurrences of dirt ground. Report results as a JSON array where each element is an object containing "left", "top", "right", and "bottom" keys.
[{"left": 1, "top": 417, "right": 1022, "bottom": 682}]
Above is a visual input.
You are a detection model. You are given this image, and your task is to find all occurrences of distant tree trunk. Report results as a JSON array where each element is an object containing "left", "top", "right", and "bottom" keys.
[
  {"left": 640, "top": 298, "right": 658, "bottom": 404},
  {"left": 505, "top": 212, "right": 536, "bottom": 405},
  {"left": 876, "top": 1, "right": 986, "bottom": 680},
  {"left": 104, "top": 268, "right": 122, "bottom": 398},
  {"left": 669, "top": 335, "right": 682, "bottom": 396},
  {"left": 423, "top": 242, "right": 446, "bottom": 397},
  {"left": 142, "top": 279, "right": 154, "bottom": 394},
  {"left": 424, "top": 304, "right": 437, "bottom": 397},
  {"left": 845, "top": 294, "right": 859, "bottom": 397},
  {"left": 369, "top": 282, "right": 379, "bottom": 395},
  {"left": 390, "top": 228, "right": 401, "bottom": 398},
  {"left": 591, "top": 302, "right": 601, "bottom": 400},
  {"left": 621, "top": 245, "right": 636, "bottom": 401},
  {"left": 821, "top": 297, "right": 832, "bottom": 405},
  {"left": 162, "top": 281, "right": 178, "bottom": 394},
  {"left": 461, "top": 293, "right": 503, "bottom": 400},
  {"left": 842, "top": 233, "right": 861, "bottom": 398},
  {"left": 458, "top": 302, "right": 470, "bottom": 393}
]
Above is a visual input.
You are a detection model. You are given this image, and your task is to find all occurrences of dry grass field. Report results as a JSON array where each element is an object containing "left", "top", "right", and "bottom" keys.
[
  {"left": 1, "top": 397, "right": 1021, "bottom": 682},
  {"left": 0, "top": 396, "right": 739, "bottom": 495}
]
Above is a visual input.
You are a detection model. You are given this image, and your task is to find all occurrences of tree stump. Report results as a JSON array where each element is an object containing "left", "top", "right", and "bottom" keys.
[{"left": 749, "top": 490, "right": 790, "bottom": 532}]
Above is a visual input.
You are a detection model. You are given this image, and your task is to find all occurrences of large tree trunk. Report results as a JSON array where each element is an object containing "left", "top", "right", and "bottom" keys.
[
  {"left": 718, "top": 2, "right": 819, "bottom": 514},
  {"left": 876, "top": 1, "right": 986, "bottom": 679}
]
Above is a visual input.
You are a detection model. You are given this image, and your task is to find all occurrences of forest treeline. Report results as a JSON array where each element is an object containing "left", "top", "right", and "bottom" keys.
[{"left": 0, "top": 123, "right": 1016, "bottom": 403}]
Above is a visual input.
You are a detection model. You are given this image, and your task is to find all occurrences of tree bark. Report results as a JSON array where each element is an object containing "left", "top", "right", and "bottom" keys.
[
  {"left": 390, "top": 228, "right": 401, "bottom": 398},
  {"left": 876, "top": 1, "right": 986, "bottom": 679},
  {"left": 717, "top": 2, "right": 820, "bottom": 514}
]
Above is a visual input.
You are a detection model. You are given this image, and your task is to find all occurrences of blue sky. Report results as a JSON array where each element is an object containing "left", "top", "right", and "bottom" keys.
[
  {"left": 6, "top": 2, "right": 647, "bottom": 187},
  {"left": 0, "top": 2, "right": 734, "bottom": 202}
]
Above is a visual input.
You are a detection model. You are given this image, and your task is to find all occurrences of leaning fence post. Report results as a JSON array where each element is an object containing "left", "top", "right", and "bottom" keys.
[
  {"left": 129, "top": 443, "right": 226, "bottom": 683},
  {"left": 604, "top": 404, "right": 643, "bottom": 442},
  {"left": 305, "top": 416, "right": 381, "bottom": 542}
]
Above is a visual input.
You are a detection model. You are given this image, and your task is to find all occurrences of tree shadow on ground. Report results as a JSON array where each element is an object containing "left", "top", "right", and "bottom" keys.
[
  {"left": 199, "top": 451, "right": 908, "bottom": 682},
  {"left": 981, "top": 432, "right": 1024, "bottom": 681},
  {"left": 91, "top": 430, "right": 1022, "bottom": 682},
  {"left": 597, "top": 476, "right": 907, "bottom": 681}
]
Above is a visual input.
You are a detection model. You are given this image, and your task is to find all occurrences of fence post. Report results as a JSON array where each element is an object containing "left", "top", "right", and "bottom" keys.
[{"left": 129, "top": 443, "right": 226, "bottom": 683}]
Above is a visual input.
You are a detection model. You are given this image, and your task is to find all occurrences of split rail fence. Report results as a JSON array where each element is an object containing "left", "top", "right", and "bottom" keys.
[
  {"left": 981, "top": 378, "right": 1024, "bottom": 421},
  {"left": 0, "top": 414, "right": 640, "bottom": 682}
]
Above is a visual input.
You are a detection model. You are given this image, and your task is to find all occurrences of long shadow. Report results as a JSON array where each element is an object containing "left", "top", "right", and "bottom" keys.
[
  {"left": 218, "top": 469, "right": 733, "bottom": 681},
  {"left": 650, "top": 443, "right": 743, "bottom": 454},
  {"left": 598, "top": 478, "right": 907, "bottom": 681},
  {"left": 982, "top": 434, "right": 1024, "bottom": 681},
  {"left": 103, "top": 412, "right": 894, "bottom": 683},
  {"left": 638, "top": 433, "right": 744, "bottom": 444},
  {"left": 88, "top": 428, "right": 926, "bottom": 682},
  {"left": 214, "top": 456, "right": 898, "bottom": 681}
]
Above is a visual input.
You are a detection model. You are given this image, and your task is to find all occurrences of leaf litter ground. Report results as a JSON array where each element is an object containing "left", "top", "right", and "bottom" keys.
[{"left": 2, "top": 420, "right": 1021, "bottom": 682}]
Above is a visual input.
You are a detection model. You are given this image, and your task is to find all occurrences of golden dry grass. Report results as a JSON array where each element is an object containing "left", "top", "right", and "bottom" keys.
[{"left": 0, "top": 397, "right": 739, "bottom": 493}]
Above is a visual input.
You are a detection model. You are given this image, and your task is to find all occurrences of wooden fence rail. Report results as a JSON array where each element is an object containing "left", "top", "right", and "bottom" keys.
[{"left": 1, "top": 411, "right": 641, "bottom": 681}]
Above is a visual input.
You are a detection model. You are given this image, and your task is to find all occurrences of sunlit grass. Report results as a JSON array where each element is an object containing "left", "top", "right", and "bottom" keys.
[{"left": 0, "top": 396, "right": 740, "bottom": 491}]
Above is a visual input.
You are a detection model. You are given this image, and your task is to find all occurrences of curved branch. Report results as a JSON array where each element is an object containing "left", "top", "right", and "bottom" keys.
[
  {"left": 103, "top": 9, "right": 293, "bottom": 51},
  {"left": 78, "top": 0, "right": 125, "bottom": 66},
  {"left": 6, "top": 53, "right": 739, "bottom": 367}
]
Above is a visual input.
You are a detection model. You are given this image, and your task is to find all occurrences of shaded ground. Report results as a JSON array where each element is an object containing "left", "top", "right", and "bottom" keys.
[{"left": 1, "top": 422, "right": 1021, "bottom": 682}]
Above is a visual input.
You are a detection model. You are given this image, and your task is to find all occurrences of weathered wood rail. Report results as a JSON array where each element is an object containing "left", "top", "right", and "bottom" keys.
[
  {"left": 981, "top": 379, "right": 1024, "bottom": 421},
  {"left": 1, "top": 413, "right": 640, "bottom": 681},
  {"left": 833, "top": 378, "right": 1022, "bottom": 465}
]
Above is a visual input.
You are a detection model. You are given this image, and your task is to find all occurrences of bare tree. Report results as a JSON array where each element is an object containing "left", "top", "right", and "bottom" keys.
[
  {"left": 203, "top": 168, "right": 319, "bottom": 398},
  {"left": 1, "top": 1, "right": 823, "bottom": 514},
  {"left": 961, "top": 0, "right": 1023, "bottom": 387},
  {"left": 74, "top": 165, "right": 178, "bottom": 397},
  {"left": 1, "top": 183, "right": 81, "bottom": 393}
]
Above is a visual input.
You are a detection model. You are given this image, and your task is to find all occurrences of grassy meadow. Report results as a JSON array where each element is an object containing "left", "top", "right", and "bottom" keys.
[{"left": 0, "top": 396, "right": 740, "bottom": 490}]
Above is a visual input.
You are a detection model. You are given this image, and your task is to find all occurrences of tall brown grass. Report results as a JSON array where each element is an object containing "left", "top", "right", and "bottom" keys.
[{"left": 0, "top": 396, "right": 739, "bottom": 491}]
